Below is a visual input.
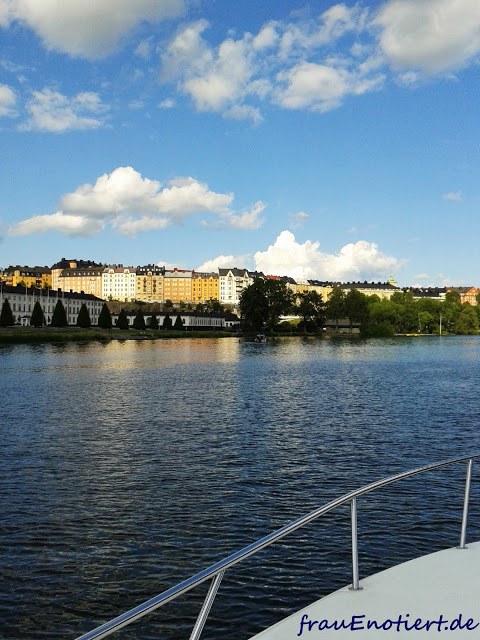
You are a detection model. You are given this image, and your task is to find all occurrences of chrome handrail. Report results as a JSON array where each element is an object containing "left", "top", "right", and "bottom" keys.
[{"left": 74, "top": 453, "right": 479, "bottom": 640}]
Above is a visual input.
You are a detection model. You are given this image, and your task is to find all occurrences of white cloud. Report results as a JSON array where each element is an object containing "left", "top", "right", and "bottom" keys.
[
  {"left": 134, "top": 37, "right": 153, "bottom": 60},
  {"left": 0, "top": 83, "right": 16, "bottom": 116},
  {"left": 19, "top": 88, "right": 108, "bottom": 132},
  {"left": 253, "top": 230, "right": 401, "bottom": 281},
  {"left": 443, "top": 191, "right": 463, "bottom": 201},
  {"left": 8, "top": 166, "right": 262, "bottom": 237},
  {"left": 375, "top": 0, "right": 480, "bottom": 72},
  {"left": 158, "top": 98, "right": 175, "bottom": 109},
  {"left": 289, "top": 210, "right": 310, "bottom": 229},
  {"left": 0, "top": 0, "right": 185, "bottom": 59},
  {"left": 413, "top": 273, "right": 429, "bottom": 280},
  {"left": 196, "top": 254, "right": 251, "bottom": 272}
]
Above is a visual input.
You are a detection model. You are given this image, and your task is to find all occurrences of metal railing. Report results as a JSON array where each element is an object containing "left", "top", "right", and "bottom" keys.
[{"left": 74, "top": 454, "right": 479, "bottom": 640}]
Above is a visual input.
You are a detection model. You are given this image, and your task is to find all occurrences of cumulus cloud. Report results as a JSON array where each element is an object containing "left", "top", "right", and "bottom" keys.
[
  {"left": 443, "top": 191, "right": 463, "bottom": 201},
  {"left": 375, "top": 0, "right": 480, "bottom": 72},
  {"left": 0, "top": 0, "right": 185, "bottom": 59},
  {"left": 253, "top": 230, "right": 401, "bottom": 281},
  {"left": 8, "top": 166, "right": 263, "bottom": 237},
  {"left": 161, "top": 8, "right": 384, "bottom": 120},
  {"left": 0, "top": 83, "right": 16, "bottom": 116},
  {"left": 19, "top": 88, "right": 108, "bottom": 132},
  {"left": 196, "top": 254, "right": 251, "bottom": 272}
]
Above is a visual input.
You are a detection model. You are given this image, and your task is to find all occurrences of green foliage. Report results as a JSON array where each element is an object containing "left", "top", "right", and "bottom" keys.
[
  {"left": 116, "top": 308, "right": 129, "bottom": 330},
  {"left": 30, "top": 300, "right": 45, "bottom": 327},
  {"left": 76, "top": 303, "right": 91, "bottom": 328},
  {"left": 163, "top": 313, "right": 172, "bottom": 330},
  {"left": 454, "top": 306, "right": 479, "bottom": 335},
  {"left": 297, "top": 290, "right": 325, "bottom": 332},
  {"left": 204, "top": 299, "right": 224, "bottom": 313},
  {"left": 51, "top": 299, "right": 68, "bottom": 327},
  {"left": 360, "top": 321, "right": 395, "bottom": 337},
  {"left": 344, "top": 288, "right": 369, "bottom": 330},
  {"left": 148, "top": 313, "right": 159, "bottom": 330},
  {"left": 0, "top": 298, "right": 15, "bottom": 326},
  {"left": 164, "top": 299, "right": 173, "bottom": 309},
  {"left": 173, "top": 315, "right": 184, "bottom": 330},
  {"left": 98, "top": 303, "right": 112, "bottom": 329},
  {"left": 240, "top": 278, "right": 294, "bottom": 331},
  {"left": 132, "top": 308, "right": 146, "bottom": 330},
  {"left": 326, "top": 286, "right": 346, "bottom": 329}
]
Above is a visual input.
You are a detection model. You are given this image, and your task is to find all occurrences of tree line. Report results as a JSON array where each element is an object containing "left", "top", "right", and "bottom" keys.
[{"left": 240, "top": 280, "right": 480, "bottom": 335}]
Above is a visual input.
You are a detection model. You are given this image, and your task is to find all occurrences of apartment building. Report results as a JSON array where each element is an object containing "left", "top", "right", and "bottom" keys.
[
  {"left": 136, "top": 265, "right": 165, "bottom": 302},
  {"left": 1, "top": 265, "right": 52, "bottom": 289},
  {"left": 192, "top": 272, "right": 219, "bottom": 303},
  {"left": 102, "top": 266, "right": 137, "bottom": 302},
  {"left": 163, "top": 269, "right": 193, "bottom": 303},
  {"left": 59, "top": 265, "right": 104, "bottom": 298}
]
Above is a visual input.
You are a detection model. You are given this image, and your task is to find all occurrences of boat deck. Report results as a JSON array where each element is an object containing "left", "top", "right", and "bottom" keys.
[{"left": 249, "top": 542, "right": 480, "bottom": 638}]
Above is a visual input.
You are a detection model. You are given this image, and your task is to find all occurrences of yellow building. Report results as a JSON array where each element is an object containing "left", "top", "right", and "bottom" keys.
[
  {"left": 307, "top": 281, "right": 333, "bottom": 301},
  {"left": 59, "top": 265, "right": 104, "bottom": 298},
  {"left": 136, "top": 265, "right": 165, "bottom": 302},
  {"left": 51, "top": 258, "right": 102, "bottom": 291},
  {"left": 163, "top": 269, "right": 193, "bottom": 304},
  {"left": 192, "top": 272, "right": 219, "bottom": 303},
  {"left": 1, "top": 265, "right": 52, "bottom": 289}
]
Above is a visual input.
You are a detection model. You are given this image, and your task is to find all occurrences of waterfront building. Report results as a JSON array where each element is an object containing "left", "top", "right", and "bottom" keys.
[
  {"left": 1, "top": 265, "right": 52, "bottom": 289},
  {"left": 404, "top": 287, "right": 447, "bottom": 301},
  {"left": 446, "top": 286, "right": 480, "bottom": 306},
  {"left": 59, "top": 265, "right": 104, "bottom": 298},
  {"left": 101, "top": 266, "right": 137, "bottom": 301},
  {"left": 163, "top": 269, "right": 193, "bottom": 304},
  {"left": 307, "top": 280, "right": 334, "bottom": 300},
  {"left": 339, "top": 280, "right": 400, "bottom": 300},
  {"left": 218, "top": 268, "right": 254, "bottom": 305},
  {"left": 192, "top": 272, "right": 219, "bottom": 303},
  {"left": 51, "top": 258, "right": 102, "bottom": 291},
  {"left": 136, "top": 265, "right": 165, "bottom": 302},
  {"left": 0, "top": 284, "right": 104, "bottom": 325},
  {"left": 110, "top": 310, "right": 239, "bottom": 330}
]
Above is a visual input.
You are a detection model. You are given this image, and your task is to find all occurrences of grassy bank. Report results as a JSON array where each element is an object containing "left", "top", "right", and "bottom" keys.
[{"left": 0, "top": 327, "right": 237, "bottom": 344}]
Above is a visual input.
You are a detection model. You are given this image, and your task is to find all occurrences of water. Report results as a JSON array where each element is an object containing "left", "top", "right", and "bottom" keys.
[{"left": 1, "top": 336, "right": 479, "bottom": 640}]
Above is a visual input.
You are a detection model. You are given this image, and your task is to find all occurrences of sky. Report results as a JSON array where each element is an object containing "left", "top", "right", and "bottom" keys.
[{"left": 0, "top": 0, "right": 479, "bottom": 287}]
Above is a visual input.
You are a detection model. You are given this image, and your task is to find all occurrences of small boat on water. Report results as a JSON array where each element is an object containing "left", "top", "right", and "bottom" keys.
[
  {"left": 74, "top": 454, "right": 479, "bottom": 640},
  {"left": 253, "top": 333, "right": 267, "bottom": 343}
]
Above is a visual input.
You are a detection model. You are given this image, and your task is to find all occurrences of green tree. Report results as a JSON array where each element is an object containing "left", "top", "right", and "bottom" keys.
[
  {"left": 173, "top": 315, "right": 184, "bottom": 330},
  {"left": 264, "top": 280, "right": 295, "bottom": 328},
  {"left": 76, "top": 303, "right": 91, "bottom": 328},
  {"left": 0, "top": 298, "right": 15, "bottom": 326},
  {"left": 164, "top": 299, "right": 173, "bottom": 309},
  {"left": 344, "top": 288, "right": 369, "bottom": 332},
  {"left": 116, "top": 308, "right": 129, "bottom": 330},
  {"left": 163, "top": 313, "right": 172, "bottom": 330},
  {"left": 297, "top": 290, "right": 325, "bottom": 332},
  {"left": 239, "top": 278, "right": 269, "bottom": 331},
  {"left": 98, "top": 303, "right": 112, "bottom": 329},
  {"left": 204, "top": 299, "right": 224, "bottom": 313},
  {"left": 30, "top": 300, "right": 45, "bottom": 327},
  {"left": 148, "top": 313, "right": 159, "bottom": 330},
  {"left": 326, "top": 286, "right": 346, "bottom": 331},
  {"left": 454, "top": 306, "right": 479, "bottom": 335},
  {"left": 51, "top": 299, "right": 68, "bottom": 327},
  {"left": 132, "top": 308, "right": 146, "bottom": 330}
]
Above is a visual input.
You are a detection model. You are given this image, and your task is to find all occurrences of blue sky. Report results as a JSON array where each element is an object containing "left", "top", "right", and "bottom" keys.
[{"left": 0, "top": 0, "right": 479, "bottom": 287}]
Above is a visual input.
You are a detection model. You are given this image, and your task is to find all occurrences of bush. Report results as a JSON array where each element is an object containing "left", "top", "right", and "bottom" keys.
[
  {"left": 163, "top": 313, "right": 172, "bottom": 330},
  {"left": 98, "top": 303, "right": 112, "bottom": 329},
  {"left": 77, "top": 303, "right": 91, "bottom": 328},
  {"left": 173, "top": 315, "right": 184, "bottom": 330},
  {"left": 132, "top": 309, "right": 146, "bottom": 330},
  {"left": 51, "top": 300, "right": 68, "bottom": 327},
  {"left": 149, "top": 313, "right": 159, "bottom": 330},
  {"left": 116, "top": 309, "right": 129, "bottom": 330},
  {"left": 30, "top": 300, "right": 45, "bottom": 327},
  {"left": 0, "top": 298, "right": 15, "bottom": 326}
]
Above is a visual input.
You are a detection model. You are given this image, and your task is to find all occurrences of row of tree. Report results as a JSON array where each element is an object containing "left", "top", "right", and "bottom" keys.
[
  {"left": 239, "top": 280, "right": 480, "bottom": 335},
  {"left": 0, "top": 298, "right": 186, "bottom": 331}
]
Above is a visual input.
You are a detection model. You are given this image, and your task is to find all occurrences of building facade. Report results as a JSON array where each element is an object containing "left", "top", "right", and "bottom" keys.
[
  {"left": 1, "top": 265, "right": 52, "bottom": 289},
  {"left": 192, "top": 272, "right": 219, "bottom": 303},
  {"left": 0, "top": 285, "right": 104, "bottom": 326},
  {"left": 136, "top": 265, "right": 165, "bottom": 302},
  {"left": 163, "top": 269, "right": 193, "bottom": 304},
  {"left": 101, "top": 266, "right": 137, "bottom": 302},
  {"left": 59, "top": 265, "right": 104, "bottom": 298}
]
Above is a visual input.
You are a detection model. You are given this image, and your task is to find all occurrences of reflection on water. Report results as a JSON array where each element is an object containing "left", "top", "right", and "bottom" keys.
[{"left": 1, "top": 337, "right": 480, "bottom": 640}]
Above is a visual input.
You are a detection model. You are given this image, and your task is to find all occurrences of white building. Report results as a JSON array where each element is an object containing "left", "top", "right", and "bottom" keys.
[
  {"left": 102, "top": 266, "right": 137, "bottom": 302},
  {"left": 0, "top": 284, "right": 104, "bottom": 326},
  {"left": 218, "top": 268, "right": 254, "bottom": 305}
]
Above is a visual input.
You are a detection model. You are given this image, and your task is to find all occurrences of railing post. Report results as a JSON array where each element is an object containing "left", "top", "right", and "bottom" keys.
[
  {"left": 350, "top": 497, "right": 361, "bottom": 590},
  {"left": 189, "top": 571, "right": 224, "bottom": 640},
  {"left": 459, "top": 459, "right": 473, "bottom": 549}
]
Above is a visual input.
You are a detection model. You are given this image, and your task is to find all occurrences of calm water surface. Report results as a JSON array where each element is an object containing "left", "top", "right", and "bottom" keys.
[{"left": 1, "top": 336, "right": 480, "bottom": 639}]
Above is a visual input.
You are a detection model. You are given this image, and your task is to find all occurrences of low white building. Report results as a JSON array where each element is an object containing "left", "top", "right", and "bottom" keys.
[
  {"left": 111, "top": 310, "right": 239, "bottom": 331},
  {"left": 0, "top": 284, "right": 104, "bottom": 326}
]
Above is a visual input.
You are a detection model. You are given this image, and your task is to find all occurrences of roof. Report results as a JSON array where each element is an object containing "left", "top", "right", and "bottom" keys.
[
  {"left": 0, "top": 284, "right": 103, "bottom": 301},
  {"left": 218, "top": 268, "right": 249, "bottom": 277},
  {"left": 3, "top": 265, "right": 51, "bottom": 275},
  {"left": 340, "top": 281, "right": 399, "bottom": 291}
]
